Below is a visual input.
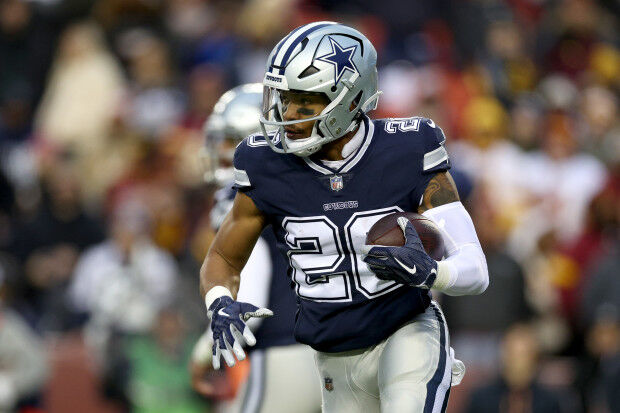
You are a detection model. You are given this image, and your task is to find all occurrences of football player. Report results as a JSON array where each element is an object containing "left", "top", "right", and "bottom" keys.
[
  {"left": 191, "top": 84, "right": 321, "bottom": 413},
  {"left": 200, "top": 23, "right": 489, "bottom": 412}
]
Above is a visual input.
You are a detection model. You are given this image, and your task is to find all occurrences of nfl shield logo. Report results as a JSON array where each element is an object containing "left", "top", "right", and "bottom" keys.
[
  {"left": 324, "top": 377, "right": 334, "bottom": 392},
  {"left": 330, "top": 175, "right": 343, "bottom": 191}
]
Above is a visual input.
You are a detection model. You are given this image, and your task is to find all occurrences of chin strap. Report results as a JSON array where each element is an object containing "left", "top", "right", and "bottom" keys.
[
  {"left": 285, "top": 123, "right": 325, "bottom": 157},
  {"left": 287, "top": 115, "right": 363, "bottom": 158}
]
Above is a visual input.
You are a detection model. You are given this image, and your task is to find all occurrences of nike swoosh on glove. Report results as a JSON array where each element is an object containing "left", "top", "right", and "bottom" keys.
[
  {"left": 361, "top": 216, "right": 438, "bottom": 289},
  {"left": 207, "top": 296, "right": 273, "bottom": 369}
]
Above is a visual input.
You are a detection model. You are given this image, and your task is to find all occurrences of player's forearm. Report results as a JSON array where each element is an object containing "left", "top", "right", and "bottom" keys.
[
  {"left": 199, "top": 247, "right": 241, "bottom": 299},
  {"left": 423, "top": 202, "right": 489, "bottom": 296},
  {"left": 200, "top": 192, "right": 266, "bottom": 300}
]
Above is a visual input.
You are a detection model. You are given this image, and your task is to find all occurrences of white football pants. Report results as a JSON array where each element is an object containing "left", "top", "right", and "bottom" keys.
[
  {"left": 314, "top": 301, "right": 463, "bottom": 413},
  {"left": 220, "top": 343, "right": 322, "bottom": 413}
]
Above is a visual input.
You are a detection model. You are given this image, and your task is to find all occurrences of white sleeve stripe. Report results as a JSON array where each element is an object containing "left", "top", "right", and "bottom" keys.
[
  {"left": 423, "top": 146, "right": 448, "bottom": 171},
  {"left": 234, "top": 168, "right": 251, "bottom": 187}
]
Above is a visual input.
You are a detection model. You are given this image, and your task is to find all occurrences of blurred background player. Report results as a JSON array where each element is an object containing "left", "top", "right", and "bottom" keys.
[{"left": 190, "top": 83, "right": 321, "bottom": 413}]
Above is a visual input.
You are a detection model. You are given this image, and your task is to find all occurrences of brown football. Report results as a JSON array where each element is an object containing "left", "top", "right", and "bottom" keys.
[{"left": 365, "top": 212, "right": 445, "bottom": 260}]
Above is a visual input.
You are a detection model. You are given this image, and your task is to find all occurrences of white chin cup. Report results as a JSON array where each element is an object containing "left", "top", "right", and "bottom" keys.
[{"left": 285, "top": 123, "right": 325, "bottom": 157}]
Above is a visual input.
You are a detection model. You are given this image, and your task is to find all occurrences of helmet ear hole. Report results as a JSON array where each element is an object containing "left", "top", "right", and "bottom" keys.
[
  {"left": 331, "top": 86, "right": 338, "bottom": 92},
  {"left": 349, "top": 91, "right": 363, "bottom": 112}
]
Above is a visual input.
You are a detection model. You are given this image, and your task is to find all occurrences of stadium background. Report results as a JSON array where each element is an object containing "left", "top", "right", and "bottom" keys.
[{"left": 0, "top": 0, "right": 618, "bottom": 411}]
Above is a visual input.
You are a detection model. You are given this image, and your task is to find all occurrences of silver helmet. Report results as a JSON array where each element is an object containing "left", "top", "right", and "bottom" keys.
[
  {"left": 202, "top": 83, "right": 264, "bottom": 185},
  {"left": 260, "top": 22, "right": 381, "bottom": 157}
]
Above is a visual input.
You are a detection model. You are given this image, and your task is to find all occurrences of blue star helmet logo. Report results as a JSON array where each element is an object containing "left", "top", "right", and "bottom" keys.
[{"left": 317, "top": 37, "right": 359, "bottom": 85}]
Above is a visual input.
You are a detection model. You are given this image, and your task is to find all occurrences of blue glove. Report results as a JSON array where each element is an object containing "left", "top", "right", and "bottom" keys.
[
  {"left": 362, "top": 216, "right": 438, "bottom": 289},
  {"left": 207, "top": 296, "right": 273, "bottom": 369}
]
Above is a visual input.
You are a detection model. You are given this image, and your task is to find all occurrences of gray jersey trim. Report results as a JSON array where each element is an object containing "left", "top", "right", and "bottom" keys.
[
  {"left": 234, "top": 168, "right": 252, "bottom": 187},
  {"left": 423, "top": 146, "right": 448, "bottom": 171}
]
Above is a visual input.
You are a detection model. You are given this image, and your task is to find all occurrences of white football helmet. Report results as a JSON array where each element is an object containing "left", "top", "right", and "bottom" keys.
[
  {"left": 260, "top": 22, "right": 380, "bottom": 157},
  {"left": 202, "top": 83, "right": 264, "bottom": 185}
]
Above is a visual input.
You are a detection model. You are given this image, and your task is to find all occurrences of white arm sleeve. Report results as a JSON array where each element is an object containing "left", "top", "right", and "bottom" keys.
[{"left": 422, "top": 202, "right": 489, "bottom": 296}]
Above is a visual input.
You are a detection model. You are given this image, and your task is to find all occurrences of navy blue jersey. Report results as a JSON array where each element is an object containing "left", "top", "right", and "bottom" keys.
[{"left": 233, "top": 115, "right": 450, "bottom": 352}]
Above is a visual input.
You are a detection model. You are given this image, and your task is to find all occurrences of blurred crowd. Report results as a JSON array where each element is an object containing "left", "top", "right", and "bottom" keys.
[{"left": 0, "top": 0, "right": 618, "bottom": 412}]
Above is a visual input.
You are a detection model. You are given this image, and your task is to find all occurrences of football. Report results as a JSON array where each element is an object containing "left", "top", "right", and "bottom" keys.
[{"left": 365, "top": 212, "right": 445, "bottom": 260}]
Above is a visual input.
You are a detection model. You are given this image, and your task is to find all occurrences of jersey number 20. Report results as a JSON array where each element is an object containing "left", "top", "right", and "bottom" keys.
[{"left": 283, "top": 207, "right": 404, "bottom": 302}]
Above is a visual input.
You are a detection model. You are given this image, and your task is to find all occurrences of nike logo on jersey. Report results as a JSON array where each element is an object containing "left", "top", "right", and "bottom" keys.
[{"left": 394, "top": 257, "right": 416, "bottom": 275}]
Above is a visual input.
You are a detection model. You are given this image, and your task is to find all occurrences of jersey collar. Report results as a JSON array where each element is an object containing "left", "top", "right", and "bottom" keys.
[{"left": 303, "top": 115, "right": 375, "bottom": 175}]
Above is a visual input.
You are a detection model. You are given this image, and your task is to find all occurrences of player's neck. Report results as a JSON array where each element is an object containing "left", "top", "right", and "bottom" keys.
[{"left": 315, "top": 124, "right": 360, "bottom": 161}]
